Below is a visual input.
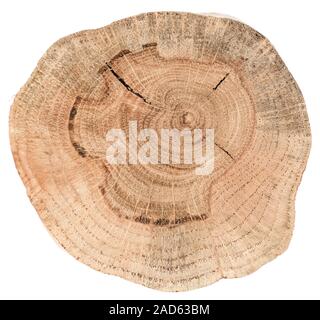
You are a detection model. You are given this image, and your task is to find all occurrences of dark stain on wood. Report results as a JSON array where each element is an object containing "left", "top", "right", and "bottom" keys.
[
  {"left": 142, "top": 42, "right": 157, "bottom": 49},
  {"left": 72, "top": 142, "right": 87, "bottom": 158}
]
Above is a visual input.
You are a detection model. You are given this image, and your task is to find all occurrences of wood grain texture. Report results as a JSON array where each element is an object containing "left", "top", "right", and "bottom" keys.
[{"left": 9, "top": 12, "right": 311, "bottom": 291}]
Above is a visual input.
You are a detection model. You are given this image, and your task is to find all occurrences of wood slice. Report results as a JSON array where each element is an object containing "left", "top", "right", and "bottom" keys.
[{"left": 9, "top": 12, "right": 311, "bottom": 291}]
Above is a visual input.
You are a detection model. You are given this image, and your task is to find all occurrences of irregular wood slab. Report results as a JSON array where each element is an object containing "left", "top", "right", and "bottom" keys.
[{"left": 9, "top": 12, "right": 311, "bottom": 291}]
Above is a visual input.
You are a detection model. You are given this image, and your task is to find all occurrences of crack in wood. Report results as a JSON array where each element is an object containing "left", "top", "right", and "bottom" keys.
[
  {"left": 215, "top": 142, "right": 234, "bottom": 160},
  {"left": 213, "top": 73, "right": 229, "bottom": 90},
  {"left": 68, "top": 96, "right": 92, "bottom": 158},
  {"left": 106, "top": 62, "right": 151, "bottom": 105}
]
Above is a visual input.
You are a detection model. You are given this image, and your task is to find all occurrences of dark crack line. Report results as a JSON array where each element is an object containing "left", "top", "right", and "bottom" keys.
[
  {"left": 68, "top": 96, "right": 99, "bottom": 159},
  {"left": 106, "top": 62, "right": 151, "bottom": 105},
  {"left": 215, "top": 142, "right": 234, "bottom": 160},
  {"left": 213, "top": 73, "right": 229, "bottom": 90}
]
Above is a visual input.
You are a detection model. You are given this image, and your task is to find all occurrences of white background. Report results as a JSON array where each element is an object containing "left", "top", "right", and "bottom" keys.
[{"left": 0, "top": 0, "right": 319, "bottom": 300}]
